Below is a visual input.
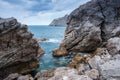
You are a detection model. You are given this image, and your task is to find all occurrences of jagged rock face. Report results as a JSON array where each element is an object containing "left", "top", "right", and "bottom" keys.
[
  {"left": 59, "top": 0, "right": 120, "bottom": 52},
  {"left": 88, "top": 51, "right": 120, "bottom": 80},
  {"left": 49, "top": 15, "right": 68, "bottom": 26},
  {"left": 0, "top": 17, "right": 42, "bottom": 79}
]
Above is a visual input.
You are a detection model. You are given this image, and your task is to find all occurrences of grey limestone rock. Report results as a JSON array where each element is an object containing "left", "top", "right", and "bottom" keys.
[
  {"left": 99, "top": 58, "right": 120, "bottom": 79},
  {"left": 58, "top": 0, "right": 120, "bottom": 52},
  {"left": 0, "top": 17, "right": 43, "bottom": 79},
  {"left": 106, "top": 37, "right": 120, "bottom": 55},
  {"left": 4, "top": 73, "right": 34, "bottom": 80},
  {"left": 47, "top": 67, "right": 92, "bottom": 80}
]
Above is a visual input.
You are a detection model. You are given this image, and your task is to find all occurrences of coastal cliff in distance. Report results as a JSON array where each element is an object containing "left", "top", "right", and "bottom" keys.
[
  {"left": 0, "top": 17, "right": 44, "bottom": 79},
  {"left": 49, "top": 15, "right": 68, "bottom": 26}
]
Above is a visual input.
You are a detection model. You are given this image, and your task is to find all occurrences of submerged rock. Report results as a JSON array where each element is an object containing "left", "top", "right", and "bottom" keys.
[
  {"left": 0, "top": 17, "right": 43, "bottom": 79},
  {"left": 36, "top": 38, "right": 47, "bottom": 42}
]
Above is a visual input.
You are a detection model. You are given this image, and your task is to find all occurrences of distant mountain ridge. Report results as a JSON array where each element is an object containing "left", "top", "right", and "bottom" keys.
[{"left": 49, "top": 15, "right": 68, "bottom": 26}]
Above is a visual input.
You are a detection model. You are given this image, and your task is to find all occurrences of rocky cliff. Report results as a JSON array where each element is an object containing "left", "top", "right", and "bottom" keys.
[
  {"left": 0, "top": 17, "right": 44, "bottom": 79},
  {"left": 51, "top": 0, "right": 120, "bottom": 80},
  {"left": 2, "top": 0, "right": 120, "bottom": 80},
  {"left": 53, "top": 0, "right": 120, "bottom": 56},
  {"left": 49, "top": 15, "right": 68, "bottom": 26}
]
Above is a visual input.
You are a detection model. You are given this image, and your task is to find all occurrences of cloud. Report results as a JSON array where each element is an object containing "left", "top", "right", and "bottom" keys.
[
  {"left": 0, "top": 0, "right": 90, "bottom": 25},
  {"left": 21, "top": 10, "right": 72, "bottom": 25},
  {"left": 52, "top": 0, "right": 90, "bottom": 11}
]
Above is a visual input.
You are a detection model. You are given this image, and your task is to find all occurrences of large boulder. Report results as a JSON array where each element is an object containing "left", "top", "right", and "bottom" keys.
[
  {"left": 55, "top": 0, "right": 120, "bottom": 54},
  {"left": 88, "top": 48, "right": 120, "bottom": 79},
  {"left": 47, "top": 67, "right": 92, "bottom": 80},
  {"left": 106, "top": 37, "right": 120, "bottom": 55},
  {"left": 99, "top": 58, "right": 120, "bottom": 79},
  {"left": 88, "top": 50, "right": 111, "bottom": 69},
  {"left": 0, "top": 17, "right": 43, "bottom": 79}
]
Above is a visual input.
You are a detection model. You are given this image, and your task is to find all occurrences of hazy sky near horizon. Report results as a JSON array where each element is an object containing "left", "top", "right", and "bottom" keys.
[{"left": 0, "top": 0, "right": 90, "bottom": 25}]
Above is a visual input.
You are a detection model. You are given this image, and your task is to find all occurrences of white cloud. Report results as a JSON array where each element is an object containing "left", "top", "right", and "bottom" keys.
[
  {"left": 0, "top": 0, "right": 90, "bottom": 25},
  {"left": 52, "top": 0, "right": 90, "bottom": 11},
  {"left": 21, "top": 10, "right": 72, "bottom": 25}
]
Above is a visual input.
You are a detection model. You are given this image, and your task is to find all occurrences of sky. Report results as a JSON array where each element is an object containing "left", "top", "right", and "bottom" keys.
[{"left": 0, "top": 0, "right": 90, "bottom": 25}]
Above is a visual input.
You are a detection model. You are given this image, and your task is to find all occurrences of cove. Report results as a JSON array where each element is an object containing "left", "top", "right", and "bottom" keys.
[{"left": 28, "top": 25, "right": 72, "bottom": 74}]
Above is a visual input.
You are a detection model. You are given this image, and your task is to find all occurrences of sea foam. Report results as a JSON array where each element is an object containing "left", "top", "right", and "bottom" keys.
[{"left": 45, "top": 38, "right": 61, "bottom": 43}]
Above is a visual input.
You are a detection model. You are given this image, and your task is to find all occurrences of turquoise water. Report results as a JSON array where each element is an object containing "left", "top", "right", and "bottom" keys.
[{"left": 28, "top": 25, "right": 72, "bottom": 73}]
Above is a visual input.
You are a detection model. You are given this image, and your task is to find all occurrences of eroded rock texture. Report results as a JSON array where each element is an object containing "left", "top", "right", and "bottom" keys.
[
  {"left": 58, "top": 0, "right": 120, "bottom": 53},
  {"left": 0, "top": 17, "right": 43, "bottom": 79},
  {"left": 51, "top": 0, "right": 120, "bottom": 79}
]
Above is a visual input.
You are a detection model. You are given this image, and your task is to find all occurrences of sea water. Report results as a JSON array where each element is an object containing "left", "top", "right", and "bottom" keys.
[{"left": 28, "top": 25, "right": 72, "bottom": 74}]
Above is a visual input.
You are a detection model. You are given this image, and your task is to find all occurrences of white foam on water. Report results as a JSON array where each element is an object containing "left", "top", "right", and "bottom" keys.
[{"left": 45, "top": 38, "right": 61, "bottom": 43}]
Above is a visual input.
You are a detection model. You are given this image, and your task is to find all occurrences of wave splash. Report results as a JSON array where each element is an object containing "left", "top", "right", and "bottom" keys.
[{"left": 45, "top": 38, "right": 61, "bottom": 43}]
